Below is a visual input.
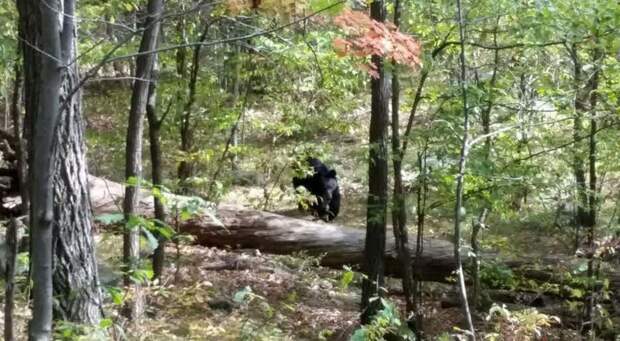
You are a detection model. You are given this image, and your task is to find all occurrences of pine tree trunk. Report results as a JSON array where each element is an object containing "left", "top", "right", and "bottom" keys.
[
  {"left": 123, "top": 0, "right": 163, "bottom": 320},
  {"left": 361, "top": 0, "right": 389, "bottom": 325},
  {"left": 51, "top": 0, "right": 102, "bottom": 323}
]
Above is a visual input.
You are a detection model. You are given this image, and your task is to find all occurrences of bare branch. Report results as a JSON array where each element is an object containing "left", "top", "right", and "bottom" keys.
[
  {"left": 398, "top": 30, "right": 454, "bottom": 159},
  {"left": 503, "top": 121, "right": 618, "bottom": 167},
  {"left": 466, "top": 116, "right": 575, "bottom": 150},
  {"left": 17, "top": 36, "right": 63, "bottom": 65},
  {"left": 456, "top": 40, "right": 567, "bottom": 50},
  {"left": 85, "top": 76, "right": 155, "bottom": 83}
]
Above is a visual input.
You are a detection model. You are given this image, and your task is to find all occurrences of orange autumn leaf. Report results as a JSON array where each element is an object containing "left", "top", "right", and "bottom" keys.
[
  {"left": 332, "top": 9, "right": 422, "bottom": 76},
  {"left": 332, "top": 38, "right": 350, "bottom": 56}
]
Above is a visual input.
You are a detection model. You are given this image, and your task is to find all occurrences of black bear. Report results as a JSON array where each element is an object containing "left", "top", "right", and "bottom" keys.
[{"left": 292, "top": 158, "right": 341, "bottom": 221}]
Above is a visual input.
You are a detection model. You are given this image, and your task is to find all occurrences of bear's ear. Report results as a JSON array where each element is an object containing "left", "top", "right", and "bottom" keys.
[{"left": 328, "top": 169, "right": 337, "bottom": 177}]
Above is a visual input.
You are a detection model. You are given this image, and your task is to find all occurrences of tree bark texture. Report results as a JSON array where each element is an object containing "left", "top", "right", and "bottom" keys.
[
  {"left": 19, "top": 0, "right": 103, "bottom": 330},
  {"left": 122, "top": 0, "right": 163, "bottom": 320},
  {"left": 570, "top": 44, "right": 590, "bottom": 244},
  {"left": 583, "top": 38, "right": 601, "bottom": 338},
  {"left": 52, "top": 0, "right": 102, "bottom": 324},
  {"left": 182, "top": 207, "right": 455, "bottom": 282},
  {"left": 362, "top": 0, "right": 389, "bottom": 325}
]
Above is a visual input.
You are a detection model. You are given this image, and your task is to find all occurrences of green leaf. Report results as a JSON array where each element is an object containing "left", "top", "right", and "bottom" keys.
[
  {"left": 152, "top": 186, "right": 162, "bottom": 199},
  {"left": 126, "top": 215, "right": 145, "bottom": 230},
  {"left": 350, "top": 328, "right": 367, "bottom": 341},
  {"left": 95, "top": 213, "right": 124, "bottom": 225},
  {"left": 570, "top": 288, "right": 584, "bottom": 298},
  {"left": 141, "top": 226, "right": 159, "bottom": 251},
  {"left": 233, "top": 286, "right": 252, "bottom": 304},
  {"left": 125, "top": 176, "right": 139, "bottom": 186},
  {"left": 131, "top": 269, "right": 153, "bottom": 283},
  {"left": 99, "top": 318, "right": 113, "bottom": 329},
  {"left": 309, "top": 0, "right": 345, "bottom": 16},
  {"left": 180, "top": 210, "right": 193, "bottom": 221},
  {"left": 151, "top": 220, "right": 175, "bottom": 240},
  {"left": 340, "top": 267, "right": 354, "bottom": 290},
  {"left": 106, "top": 287, "right": 124, "bottom": 305}
]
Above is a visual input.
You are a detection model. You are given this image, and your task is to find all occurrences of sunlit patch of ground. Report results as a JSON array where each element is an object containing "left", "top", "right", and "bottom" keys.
[
  {"left": 123, "top": 244, "right": 473, "bottom": 340},
  {"left": 127, "top": 245, "right": 359, "bottom": 340}
]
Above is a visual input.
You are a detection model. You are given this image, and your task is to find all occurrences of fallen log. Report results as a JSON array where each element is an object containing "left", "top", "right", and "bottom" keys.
[
  {"left": 87, "top": 176, "right": 457, "bottom": 282},
  {"left": 180, "top": 208, "right": 456, "bottom": 282}
]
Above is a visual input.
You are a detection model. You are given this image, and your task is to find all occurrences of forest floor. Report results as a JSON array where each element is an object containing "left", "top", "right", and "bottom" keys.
[
  {"left": 121, "top": 242, "right": 464, "bottom": 340},
  {"left": 0, "top": 229, "right": 587, "bottom": 340},
  {"left": 117, "top": 235, "right": 580, "bottom": 340}
]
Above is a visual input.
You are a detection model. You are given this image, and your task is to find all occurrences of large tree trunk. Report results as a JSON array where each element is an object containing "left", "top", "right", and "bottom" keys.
[
  {"left": 51, "top": 0, "right": 102, "bottom": 324},
  {"left": 362, "top": 0, "right": 389, "bottom": 325},
  {"left": 18, "top": 0, "right": 61, "bottom": 338},
  {"left": 19, "top": 0, "right": 103, "bottom": 331},
  {"left": 123, "top": 0, "right": 163, "bottom": 320},
  {"left": 583, "top": 38, "right": 601, "bottom": 338}
]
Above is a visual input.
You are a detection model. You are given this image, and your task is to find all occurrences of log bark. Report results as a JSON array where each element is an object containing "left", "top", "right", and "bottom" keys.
[{"left": 180, "top": 207, "right": 455, "bottom": 282}]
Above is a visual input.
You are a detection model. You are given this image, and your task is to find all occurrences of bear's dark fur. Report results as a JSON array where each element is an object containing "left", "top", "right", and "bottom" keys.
[{"left": 292, "top": 158, "right": 340, "bottom": 221}]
